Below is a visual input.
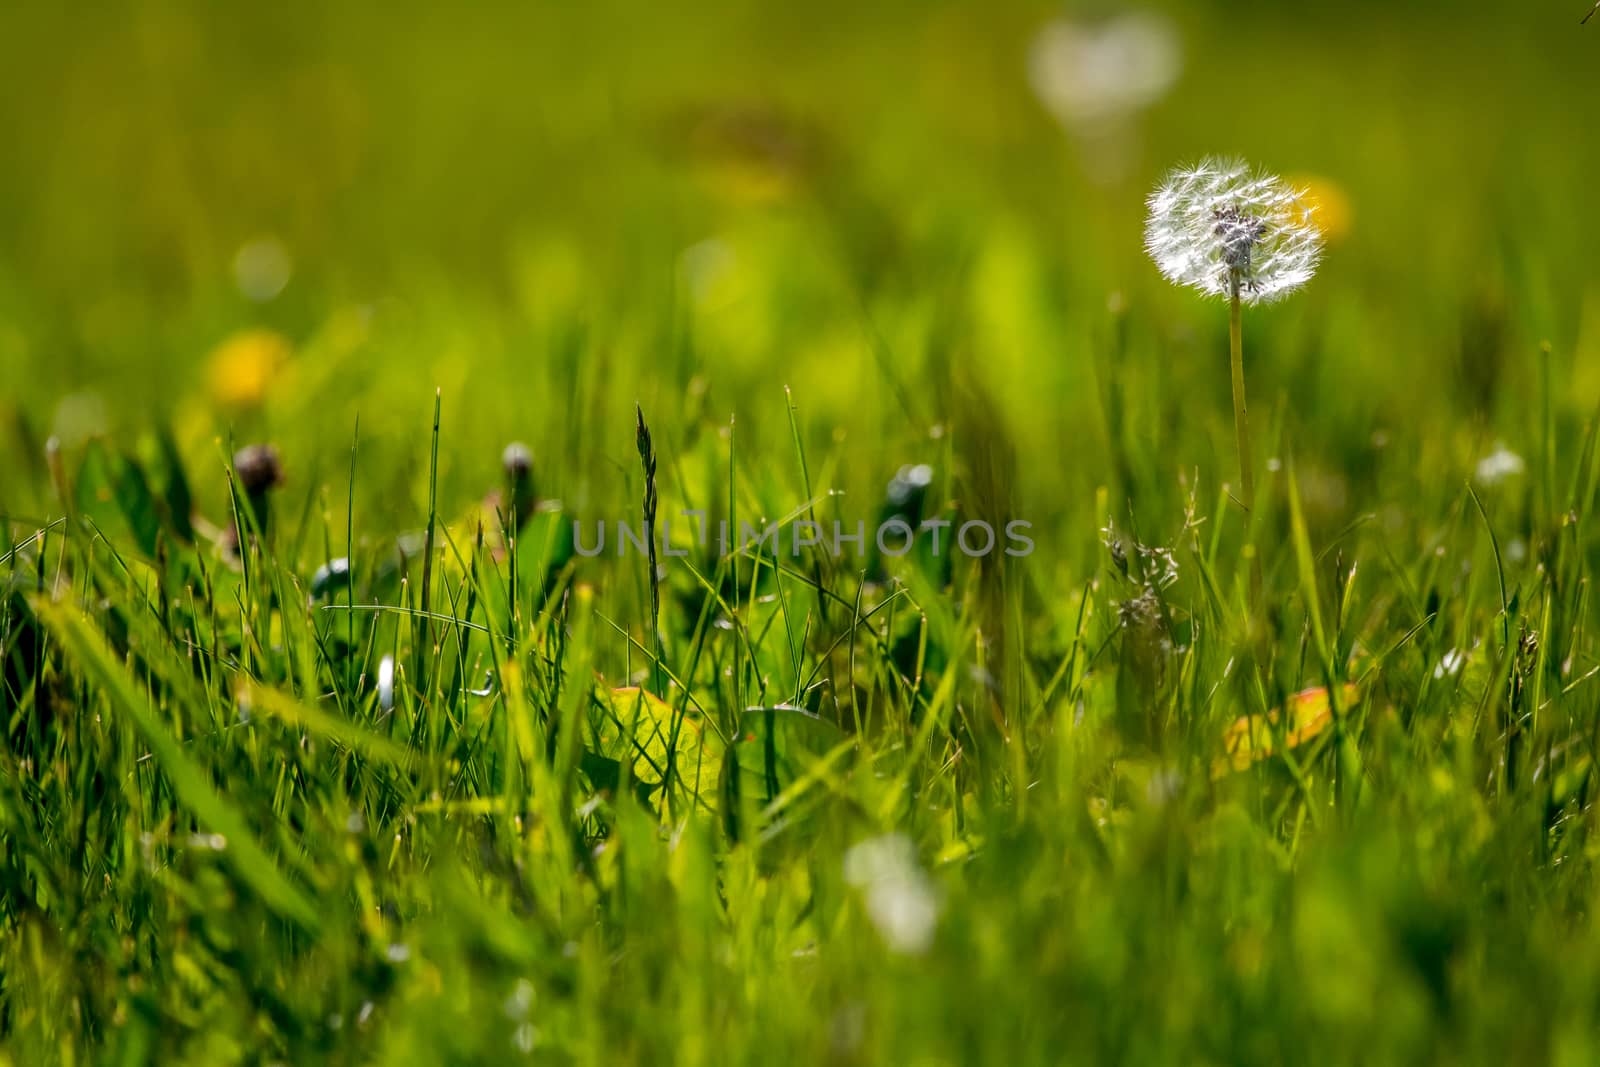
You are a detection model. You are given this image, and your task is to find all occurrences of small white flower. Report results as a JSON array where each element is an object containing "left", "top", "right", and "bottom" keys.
[
  {"left": 1434, "top": 648, "right": 1465, "bottom": 680},
  {"left": 843, "top": 834, "right": 940, "bottom": 955},
  {"left": 1145, "top": 158, "right": 1323, "bottom": 304},
  {"left": 1475, "top": 444, "right": 1526, "bottom": 487},
  {"left": 1029, "top": 13, "right": 1181, "bottom": 128},
  {"left": 377, "top": 655, "right": 395, "bottom": 712}
]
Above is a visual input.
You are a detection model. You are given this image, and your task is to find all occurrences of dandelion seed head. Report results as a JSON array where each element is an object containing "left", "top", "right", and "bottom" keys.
[{"left": 1145, "top": 158, "right": 1323, "bottom": 304}]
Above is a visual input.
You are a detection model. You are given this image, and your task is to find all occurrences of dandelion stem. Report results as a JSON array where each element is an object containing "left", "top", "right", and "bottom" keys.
[{"left": 1228, "top": 273, "right": 1264, "bottom": 615}]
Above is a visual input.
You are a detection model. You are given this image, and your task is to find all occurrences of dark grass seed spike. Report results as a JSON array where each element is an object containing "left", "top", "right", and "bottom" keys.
[
  {"left": 636, "top": 403, "right": 662, "bottom": 697},
  {"left": 416, "top": 390, "right": 441, "bottom": 693}
]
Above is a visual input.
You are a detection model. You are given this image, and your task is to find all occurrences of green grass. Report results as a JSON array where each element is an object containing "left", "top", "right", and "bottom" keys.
[{"left": 5, "top": 1, "right": 1600, "bottom": 1063}]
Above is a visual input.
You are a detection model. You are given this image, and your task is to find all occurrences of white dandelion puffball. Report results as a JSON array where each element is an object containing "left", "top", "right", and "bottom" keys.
[{"left": 1145, "top": 158, "right": 1324, "bottom": 304}]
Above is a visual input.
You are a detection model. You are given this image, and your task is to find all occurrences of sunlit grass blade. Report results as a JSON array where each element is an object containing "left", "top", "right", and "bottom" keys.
[{"left": 36, "top": 599, "right": 321, "bottom": 932}]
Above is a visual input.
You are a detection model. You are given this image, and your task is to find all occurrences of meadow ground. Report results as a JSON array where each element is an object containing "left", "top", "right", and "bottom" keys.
[{"left": 4, "top": 2, "right": 1600, "bottom": 1064}]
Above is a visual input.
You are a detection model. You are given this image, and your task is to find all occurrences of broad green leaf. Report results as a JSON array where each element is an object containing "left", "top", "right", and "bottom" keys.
[{"left": 591, "top": 685, "right": 724, "bottom": 815}]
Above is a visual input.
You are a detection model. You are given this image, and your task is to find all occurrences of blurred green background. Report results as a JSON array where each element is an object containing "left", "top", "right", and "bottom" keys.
[{"left": 3, "top": 0, "right": 1597, "bottom": 539}]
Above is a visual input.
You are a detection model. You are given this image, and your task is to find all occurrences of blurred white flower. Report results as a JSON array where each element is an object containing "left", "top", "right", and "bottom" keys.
[
  {"left": 1434, "top": 648, "right": 1465, "bottom": 680},
  {"left": 51, "top": 392, "right": 108, "bottom": 448},
  {"left": 503, "top": 978, "right": 535, "bottom": 1019},
  {"left": 679, "top": 238, "right": 735, "bottom": 304},
  {"left": 1145, "top": 158, "right": 1324, "bottom": 304},
  {"left": 377, "top": 655, "right": 395, "bottom": 713},
  {"left": 1475, "top": 444, "right": 1525, "bottom": 486},
  {"left": 1028, "top": 13, "right": 1181, "bottom": 129},
  {"left": 842, "top": 834, "right": 940, "bottom": 955},
  {"left": 233, "top": 236, "right": 292, "bottom": 302}
]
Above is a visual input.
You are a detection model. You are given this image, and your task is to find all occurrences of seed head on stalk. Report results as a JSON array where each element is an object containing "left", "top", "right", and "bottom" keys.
[
  {"left": 635, "top": 403, "right": 662, "bottom": 696},
  {"left": 1144, "top": 157, "right": 1325, "bottom": 619},
  {"left": 1144, "top": 158, "right": 1322, "bottom": 304}
]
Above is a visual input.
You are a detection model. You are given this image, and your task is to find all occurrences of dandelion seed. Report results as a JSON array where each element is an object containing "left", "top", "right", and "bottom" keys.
[
  {"left": 1145, "top": 158, "right": 1323, "bottom": 305},
  {"left": 1475, "top": 443, "right": 1526, "bottom": 486}
]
